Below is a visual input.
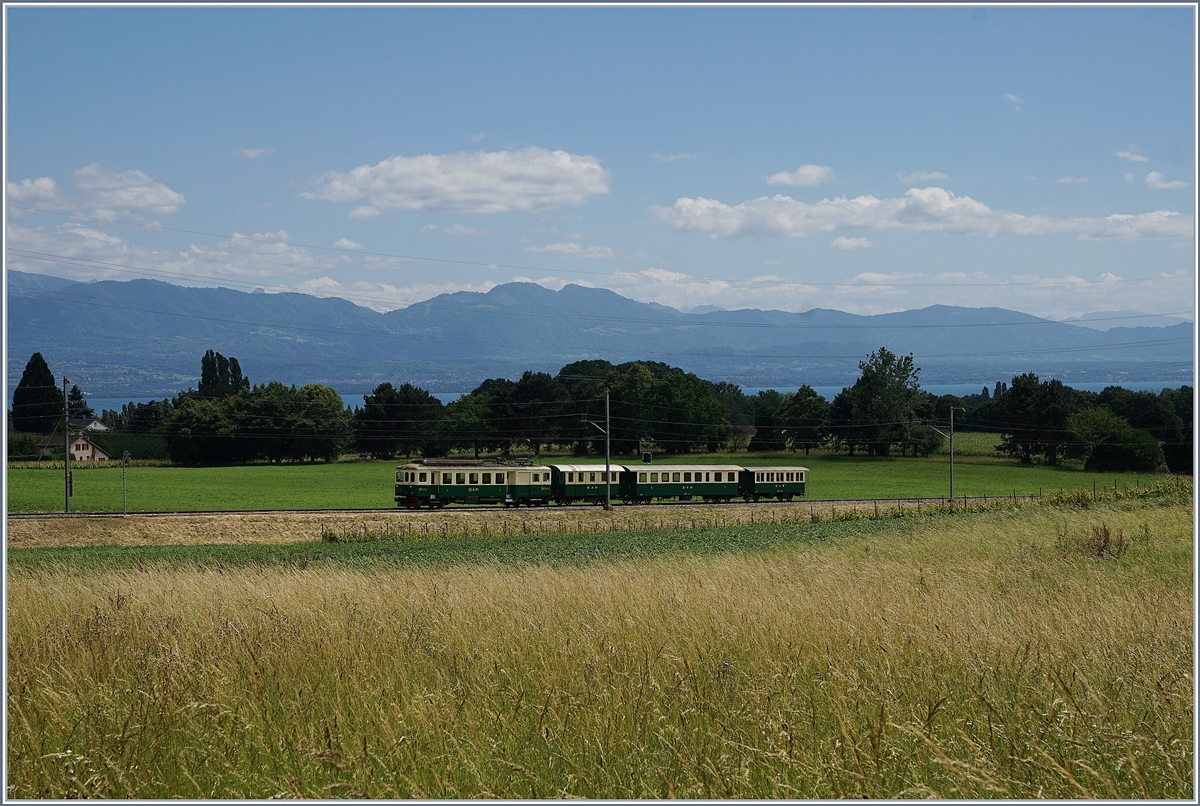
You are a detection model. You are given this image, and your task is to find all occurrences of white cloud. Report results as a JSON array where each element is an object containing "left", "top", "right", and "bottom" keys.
[
  {"left": 1054, "top": 176, "right": 1088, "bottom": 184},
  {"left": 1002, "top": 92, "right": 1024, "bottom": 111},
  {"left": 444, "top": 223, "right": 491, "bottom": 237},
  {"left": 1116, "top": 145, "right": 1148, "bottom": 162},
  {"left": 1145, "top": 171, "right": 1188, "bottom": 190},
  {"left": 417, "top": 224, "right": 438, "bottom": 234},
  {"left": 332, "top": 238, "right": 362, "bottom": 250},
  {"left": 526, "top": 241, "right": 613, "bottom": 258},
  {"left": 766, "top": 164, "right": 835, "bottom": 187},
  {"left": 72, "top": 164, "right": 186, "bottom": 218},
  {"left": 652, "top": 152, "right": 697, "bottom": 162},
  {"left": 1125, "top": 173, "right": 1136, "bottom": 183},
  {"left": 470, "top": 132, "right": 486, "bottom": 142},
  {"left": 830, "top": 236, "right": 872, "bottom": 249},
  {"left": 234, "top": 148, "right": 274, "bottom": 159},
  {"left": 301, "top": 147, "right": 611, "bottom": 214},
  {"left": 6, "top": 221, "right": 352, "bottom": 296},
  {"left": 897, "top": 171, "right": 947, "bottom": 184},
  {"left": 7, "top": 177, "right": 60, "bottom": 205},
  {"left": 10, "top": 166, "right": 187, "bottom": 219},
  {"left": 651, "top": 186, "right": 1192, "bottom": 240}
]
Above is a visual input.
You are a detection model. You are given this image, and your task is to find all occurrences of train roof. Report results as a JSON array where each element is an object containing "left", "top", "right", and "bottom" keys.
[
  {"left": 546, "top": 464, "right": 627, "bottom": 473},
  {"left": 396, "top": 462, "right": 551, "bottom": 470},
  {"left": 746, "top": 466, "right": 810, "bottom": 473},
  {"left": 633, "top": 464, "right": 746, "bottom": 472}
]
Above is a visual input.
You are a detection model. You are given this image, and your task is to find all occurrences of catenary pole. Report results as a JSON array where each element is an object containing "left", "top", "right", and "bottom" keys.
[
  {"left": 949, "top": 405, "right": 955, "bottom": 501},
  {"left": 605, "top": 389, "right": 611, "bottom": 511},
  {"left": 63, "top": 376, "right": 70, "bottom": 513}
]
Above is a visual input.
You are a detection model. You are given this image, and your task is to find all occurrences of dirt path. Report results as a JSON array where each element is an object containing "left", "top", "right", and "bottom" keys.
[{"left": 5, "top": 500, "right": 960, "bottom": 549}]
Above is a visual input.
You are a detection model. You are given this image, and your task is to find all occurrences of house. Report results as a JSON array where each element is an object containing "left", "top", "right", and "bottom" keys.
[
  {"left": 68, "top": 417, "right": 109, "bottom": 432},
  {"left": 36, "top": 433, "right": 112, "bottom": 462}
]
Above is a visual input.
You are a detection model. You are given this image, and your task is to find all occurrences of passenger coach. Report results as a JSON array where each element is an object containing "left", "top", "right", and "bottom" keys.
[{"left": 395, "top": 460, "right": 553, "bottom": 508}]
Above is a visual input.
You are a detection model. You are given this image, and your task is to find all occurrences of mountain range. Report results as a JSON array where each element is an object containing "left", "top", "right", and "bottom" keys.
[{"left": 7, "top": 269, "right": 1194, "bottom": 398}]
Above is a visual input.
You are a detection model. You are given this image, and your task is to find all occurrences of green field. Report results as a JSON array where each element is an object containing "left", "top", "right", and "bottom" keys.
[
  {"left": 7, "top": 450, "right": 1165, "bottom": 513},
  {"left": 7, "top": 491, "right": 1192, "bottom": 798}
]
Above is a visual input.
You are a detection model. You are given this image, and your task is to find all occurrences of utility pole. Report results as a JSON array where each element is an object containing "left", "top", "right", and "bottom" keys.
[
  {"left": 122, "top": 451, "right": 131, "bottom": 516},
  {"left": 583, "top": 389, "right": 613, "bottom": 511},
  {"left": 931, "top": 406, "right": 965, "bottom": 502},
  {"left": 605, "top": 389, "right": 611, "bottom": 512},
  {"left": 63, "top": 376, "right": 71, "bottom": 513}
]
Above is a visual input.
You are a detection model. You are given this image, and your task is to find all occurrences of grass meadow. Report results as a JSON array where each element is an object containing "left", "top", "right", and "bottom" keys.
[
  {"left": 6, "top": 485, "right": 1192, "bottom": 798},
  {"left": 6, "top": 438, "right": 1160, "bottom": 513}
]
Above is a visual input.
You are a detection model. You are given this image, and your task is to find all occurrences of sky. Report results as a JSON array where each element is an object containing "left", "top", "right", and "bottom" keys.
[{"left": 4, "top": 5, "right": 1197, "bottom": 320}]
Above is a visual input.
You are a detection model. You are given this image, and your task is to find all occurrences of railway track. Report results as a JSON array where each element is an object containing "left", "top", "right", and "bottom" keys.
[{"left": 8, "top": 494, "right": 1043, "bottom": 520}]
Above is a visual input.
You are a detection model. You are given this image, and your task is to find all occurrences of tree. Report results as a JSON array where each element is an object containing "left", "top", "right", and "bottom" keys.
[
  {"left": 507, "top": 371, "right": 569, "bottom": 454},
  {"left": 353, "top": 383, "right": 444, "bottom": 459},
  {"left": 1067, "top": 408, "right": 1163, "bottom": 473},
  {"left": 439, "top": 392, "right": 494, "bottom": 457},
  {"left": 746, "top": 408, "right": 785, "bottom": 452},
  {"left": 556, "top": 360, "right": 615, "bottom": 455},
  {"left": 841, "top": 347, "right": 924, "bottom": 457},
  {"left": 11, "top": 352, "right": 63, "bottom": 434},
  {"left": 290, "top": 384, "right": 351, "bottom": 462},
  {"left": 1159, "top": 386, "right": 1193, "bottom": 474},
  {"left": 67, "top": 385, "right": 95, "bottom": 420},
  {"left": 163, "top": 397, "right": 240, "bottom": 465},
  {"left": 197, "top": 349, "right": 249, "bottom": 399},
  {"left": 776, "top": 385, "right": 832, "bottom": 455},
  {"left": 997, "top": 374, "right": 1085, "bottom": 465}
]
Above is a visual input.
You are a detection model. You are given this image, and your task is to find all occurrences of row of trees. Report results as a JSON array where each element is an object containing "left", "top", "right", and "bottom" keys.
[{"left": 9, "top": 349, "right": 1192, "bottom": 473}]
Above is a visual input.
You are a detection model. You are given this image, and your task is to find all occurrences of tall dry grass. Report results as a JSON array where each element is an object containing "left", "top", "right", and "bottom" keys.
[{"left": 7, "top": 500, "right": 1192, "bottom": 798}]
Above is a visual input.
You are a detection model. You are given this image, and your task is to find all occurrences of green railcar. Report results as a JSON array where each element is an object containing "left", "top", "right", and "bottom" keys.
[
  {"left": 395, "top": 462, "right": 552, "bottom": 508},
  {"left": 738, "top": 466, "right": 808, "bottom": 501},
  {"left": 623, "top": 465, "right": 744, "bottom": 503},
  {"left": 548, "top": 464, "right": 624, "bottom": 505}
]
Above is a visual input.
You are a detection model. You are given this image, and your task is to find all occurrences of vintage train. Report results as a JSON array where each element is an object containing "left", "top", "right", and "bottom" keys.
[{"left": 395, "top": 459, "right": 807, "bottom": 508}]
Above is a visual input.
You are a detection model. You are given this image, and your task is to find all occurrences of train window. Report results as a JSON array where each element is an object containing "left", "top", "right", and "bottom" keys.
[
  {"left": 768, "top": 472, "right": 774, "bottom": 482},
  {"left": 650, "top": 472, "right": 658, "bottom": 482},
  {"left": 419, "top": 472, "right": 427, "bottom": 483},
  {"left": 683, "top": 472, "right": 691, "bottom": 482},
  {"left": 798, "top": 472, "right": 804, "bottom": 482},
  {"left": 705, "top": 472, "right": 711, "bottom": 482},
  {"left": 672, "top": 472, "right": 681, "bottom": 482},
  {"left": 496, "top": 472, "right": 505, "bottom": 484},
  {"left": 588, "top": 472, "right": 595, "bottom": 482},
  {"left": 456, "top": 473, "right": 466, "bottom": 484},
  {"left": 756, "top": 472, "right": 763, "bottom": 482},
  {"left": 531, "top": 473, "right": 538, "bottom": 482},
  {"left": 639, "top": 472, "right": 647, "bottom": 482},
  {"left": 469, "top": 473, "right": 478, "bottom": 484},
  {"left": 442, "top": 473, "right": 451, "bottom": 484},
  {"left": 566, "top": 472, "right": 573, "bottom": 482},
  {"left": 482, "top": 473, "right": 491, "bottom": 484}
]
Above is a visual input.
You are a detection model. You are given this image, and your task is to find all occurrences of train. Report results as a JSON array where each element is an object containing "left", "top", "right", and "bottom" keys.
[{"left": 395, "top": 458, "right": 807, "bottom": 508}]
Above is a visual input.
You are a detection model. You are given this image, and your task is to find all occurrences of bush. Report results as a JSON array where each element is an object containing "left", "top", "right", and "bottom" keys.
[
  {"left": 88, "top": 432, "right": 170, "bottom": 461},
  {"left": 7, "top": 432, "right": 43, "bottom": 460}
]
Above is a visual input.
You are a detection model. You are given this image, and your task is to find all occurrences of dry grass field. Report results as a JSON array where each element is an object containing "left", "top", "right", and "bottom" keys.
[{"left": 6, "top": 491, "right": 1193, "bottom": 798}]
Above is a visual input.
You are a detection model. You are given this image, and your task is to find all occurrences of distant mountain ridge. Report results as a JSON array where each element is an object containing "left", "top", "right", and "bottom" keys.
[
  {"left": 1058, "top": 310, "right": 1193, "bottom": 331},
  {"left": 7, "top": 269, "right": 1193, "bottom": 398}
]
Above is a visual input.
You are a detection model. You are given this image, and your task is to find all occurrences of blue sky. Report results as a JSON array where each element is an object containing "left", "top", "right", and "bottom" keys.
[{"left": 5, "top": 5, "right": 1196, "bottom": 319}]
